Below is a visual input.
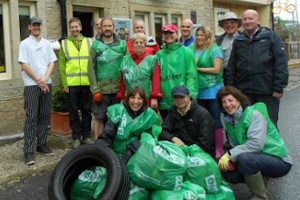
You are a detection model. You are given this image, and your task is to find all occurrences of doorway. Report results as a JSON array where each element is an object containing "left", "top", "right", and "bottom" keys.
[{"left": 73, "top": 11, "right": 93, "bottom": 37}]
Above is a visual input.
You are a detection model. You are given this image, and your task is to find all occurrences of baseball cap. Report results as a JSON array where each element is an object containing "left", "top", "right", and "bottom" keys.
[
  {"left": 30, "top": 16, "right": 42, "bottom": 24},
  {"left": 171, "top": 85, "right": 189, "bottom": 97},
  {"left": 162, "top": 24, "right": 178, "bottom": 33}
]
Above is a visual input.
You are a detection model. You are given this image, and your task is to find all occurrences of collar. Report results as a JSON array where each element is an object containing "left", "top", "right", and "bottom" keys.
[
  {"left": 99, "top": 33, "right": 120, "bottom": 44},
  {"left": 68, "top": 34, "right": 84, "bottom": 42},
  {"left": 225, "top": 31, "right": 239, "bottom": 39},
  {"left": 131, "top": 52, "right": 147, "bottom": 64},
  {"left": 224, "top": 106, "right": 244, "bottom": 125}
]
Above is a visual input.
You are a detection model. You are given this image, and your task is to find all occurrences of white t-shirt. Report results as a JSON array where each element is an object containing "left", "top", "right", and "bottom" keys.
[{"left": 18, "top": 35, "right": 57, "bottom": 86}]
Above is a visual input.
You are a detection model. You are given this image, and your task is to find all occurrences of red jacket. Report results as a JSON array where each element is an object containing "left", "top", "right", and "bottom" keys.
[{"left": 127, "top": 39, "right": 160, "bottom": 56}]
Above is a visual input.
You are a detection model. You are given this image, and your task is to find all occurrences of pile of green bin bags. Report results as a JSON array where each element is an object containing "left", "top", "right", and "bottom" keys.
[{"left": 70, "top": 133, "right": 235, "bottom": 200}]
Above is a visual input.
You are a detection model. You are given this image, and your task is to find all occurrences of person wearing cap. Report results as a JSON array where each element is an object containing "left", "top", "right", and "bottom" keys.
[
  {"left": 156, "top": 23, "right": 198, "bottom": 119},
  {"left": 216, "top": 12, "right": 241, "bottom": 84},
  {"left": 18, "top": 16, "right": 57, "bottom": 165},
  {"left": 226, "top": 9, "right": 288, "bottom": 126},
  {"left": 126, "top": 19, "right": 160, "bottom": 55},
  {"left": 179, "top": 19, "right": 194, "bottom": 47},
  {"left": 159, "top": 85, "right": 215, "bottom": 157},
  {"left": 59, "top": 17, "right": 94, "bottom": 148},
  {"left": 88, "top": 17, "right": 127, "bottom": 140},
  {"left": 192, "top": 26, "right": 224, "bottom": 159},
  {"left": 117, "top": 32, "right": 163, "bottom": 109}
]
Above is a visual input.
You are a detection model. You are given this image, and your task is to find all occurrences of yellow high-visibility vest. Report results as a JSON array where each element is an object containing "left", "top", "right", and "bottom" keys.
[{"left": 61, "top": 38, "right": 92, "bottom": 86}]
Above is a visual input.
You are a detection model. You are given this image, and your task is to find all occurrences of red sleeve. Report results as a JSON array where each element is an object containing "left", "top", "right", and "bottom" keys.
[
  {"left": 116, "top": 72, "right": 126, "bottom": 100},
  {"left": 154, "top": 44, "right": 160, "bottom": 54},
  {"left": 126, "top": 39, "right": 134, "bottom": 56},
  {"left": 150, "top": 63, "right": 163, "bottom": 99}
]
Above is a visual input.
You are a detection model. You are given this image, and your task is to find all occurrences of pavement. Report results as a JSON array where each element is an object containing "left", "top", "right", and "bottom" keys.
[{"left": 0, "top": 67, "right": 299, "bottom": 196}]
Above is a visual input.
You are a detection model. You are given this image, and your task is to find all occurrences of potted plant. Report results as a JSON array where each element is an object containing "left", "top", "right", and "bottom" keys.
[{"left": 50, "top": 86, "right": 72, "bottom": 135}]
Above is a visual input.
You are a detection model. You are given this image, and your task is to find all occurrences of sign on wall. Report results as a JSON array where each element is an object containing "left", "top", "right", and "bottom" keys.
[
  {"left": 113, "top": 18, "right": 132, "bottom": 41},
  {"left": 214, "top": 8, "right": 230, "bottom": 35}
]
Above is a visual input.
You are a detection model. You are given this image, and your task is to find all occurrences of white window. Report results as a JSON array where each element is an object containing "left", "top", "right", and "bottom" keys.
[
  {"left": 134, "top": 12, "right": 150, "bottom": 36},
  {"left": 171, "top": 15, "right": 182, "bottom": 27},
  {"left": 0, "top": 2, "right": 12, "bottom": 80}
]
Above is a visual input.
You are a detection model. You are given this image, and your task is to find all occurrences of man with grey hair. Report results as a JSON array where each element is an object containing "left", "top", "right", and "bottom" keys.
[
  {"left": 216, "top": 12, "right": 241, "bottom": 84},
  {"left": 226, "top": 9, "right": 288, "bottom": 126},
  {"left": 179, "top": 18, "right": 194, "bottom": 46},
  {"left": 127, "top": 19, "right": 160, "bottom": 55}
]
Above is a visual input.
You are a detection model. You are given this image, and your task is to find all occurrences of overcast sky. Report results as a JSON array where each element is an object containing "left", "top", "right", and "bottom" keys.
[{"left": 274, "top": 0, "right": 299, "bottom": 21}]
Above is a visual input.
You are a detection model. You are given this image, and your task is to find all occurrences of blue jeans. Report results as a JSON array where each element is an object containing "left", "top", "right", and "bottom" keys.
[
  {"left": 198, "top": 99, "right": 223, "bottom": 128},
  {"left": 222, "top": 152, "right": 292, "bottom": 183}
]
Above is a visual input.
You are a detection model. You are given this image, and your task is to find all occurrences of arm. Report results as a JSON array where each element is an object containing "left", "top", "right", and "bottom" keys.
[
  {"left": 116, "top": 72, "right": 126, "bottom": 100},
  {"left": 185, "top": 48, "right": 198, "bottom": 100},
  {"left": 159, "top": 114, "right": 175, "bottom": 141},
  {"left": 229, "top": 111, "right": 267, "bottom": 162},
  {"left": 226, "top": 41, "right": 237, "bottom": 86},
  {"left": 87, "top": 48, "right": 101, "bottom": 94},
  {"left": 271, "top": 32, "right": 289, "bottom": 97},
  {"left": 150, "top": 63, "right": 163, "bottom": 110},
  {"left": 197, "top": 57, "right": 222, "bottom": 74},
  {"left": 20, "top": 63, "right": 40, "bottom": 83},
  {"left": 97, "top": 119, "right": 118, "bottom": 147},
  {"left": 58, "top": 46, "right": 68, "bottom": 90}
]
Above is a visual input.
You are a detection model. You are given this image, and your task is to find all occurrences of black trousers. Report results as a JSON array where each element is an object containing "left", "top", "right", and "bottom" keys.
[{"left": 69, "top": 86, "right": 92, "bottom": 140}]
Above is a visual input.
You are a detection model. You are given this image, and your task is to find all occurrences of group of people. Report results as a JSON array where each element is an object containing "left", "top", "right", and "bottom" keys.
[{"left": 18, "top": 8, "right": 292, "bottom": 200}]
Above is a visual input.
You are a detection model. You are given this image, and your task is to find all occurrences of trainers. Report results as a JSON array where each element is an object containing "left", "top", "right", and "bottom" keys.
[
  {"left": 25, "top": 153, "right": 35, "bottom": 165},
  {"left": 72, "top": 139, "right": 81, "bottom": 149},
  {"left": 82, "top": 138, "right": 94, "bottom": 145},
  {"left": 36, "top": 144, "right": 54, "bottom": 156}
]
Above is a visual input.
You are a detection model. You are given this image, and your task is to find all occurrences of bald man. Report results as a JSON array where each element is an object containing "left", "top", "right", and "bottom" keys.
[
  {"left": 179, "top": 19, "right": 194, "bottom": 46},
  {"left": 226, "top": 9, "right": 288, "bottom": 126}
]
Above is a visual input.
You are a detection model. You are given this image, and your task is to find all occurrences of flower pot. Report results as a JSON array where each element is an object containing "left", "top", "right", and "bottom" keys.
[{"left": 50, "top": 111, "right": 72, "bottom": 136}]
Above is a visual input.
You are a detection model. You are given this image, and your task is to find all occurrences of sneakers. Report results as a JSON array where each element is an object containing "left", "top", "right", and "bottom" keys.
[
  {"left": 82, "top": 138, "right": 94, "bottom": 145},
  {"left": 72, "top": 139, "right": 81, "bottom": 149},
  {"left": 36, "top": 144, "right": 54, "bottom": 156},
  {"left": 24, "top": 153, "right": 35, "bottom": 165}
]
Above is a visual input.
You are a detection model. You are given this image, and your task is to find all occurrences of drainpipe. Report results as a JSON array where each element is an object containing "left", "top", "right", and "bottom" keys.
[
  {"left": 57, "top": 0, "right": 68, "bottom": 40},
  {"left": 271, "top": 1, "right": 275, "bottom": 30}
]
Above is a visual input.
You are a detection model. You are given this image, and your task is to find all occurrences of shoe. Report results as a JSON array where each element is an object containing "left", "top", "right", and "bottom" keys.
[
  {"left": 244, "top": 171, "right": 268, "bottom": 200},
  {"left": 72, "top": 139, "right": 81, "bottom": 149},
  {"left": 36, "top": 144, "right": 54, "bottom": 156},
  {"left": 82, "top": 138, "right": 94, "bottom": 145},
  {"left": 25, "top": 153, "right": 35, "bottom": 165}
]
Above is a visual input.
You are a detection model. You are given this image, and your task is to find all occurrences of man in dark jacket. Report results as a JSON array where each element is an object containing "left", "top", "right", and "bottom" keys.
[
  {"left": 159, "top": 85, "right": 215, "bottom": 157},
  {"left": 226, "top": 9, "right": 288, "bottom": 126}
]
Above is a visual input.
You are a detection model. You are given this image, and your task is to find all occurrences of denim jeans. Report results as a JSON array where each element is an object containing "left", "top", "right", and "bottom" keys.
[
  {"left": 198, "top": 99, "right": 223, "bottom": 128},
  {"left": 222, "top": 152, "right": 292, "bottom": 183}
]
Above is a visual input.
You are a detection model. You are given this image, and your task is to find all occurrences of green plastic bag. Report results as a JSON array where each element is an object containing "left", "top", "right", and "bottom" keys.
[
  {"left": 182, "top": 144, "right": 221, "bottom": 193},
  {"left": 127, "top": 133, "right": 187, "bottom": 190},
  {"left": 128, "top": 181, "right": 150, "bottom": 200},
  {"left": 150, "top": 181, "right": 206, "bottom": 200},
  {"left": 70, "top": 166, "right": 107, "bottom": 200},
  {"left": 206, "top": 180, "right": 235, "bottom": 200}
]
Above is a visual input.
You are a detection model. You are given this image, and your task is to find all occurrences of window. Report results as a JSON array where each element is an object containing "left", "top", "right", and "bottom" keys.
[
  {"left": 0, "top": 2, "right": 12, "bottom": 80},
  {"left": 171, "top": 15, "right": 182, "bottom": 27},
  {"left": 19, "top": 6, "right": 31, "bottom": 41},
  {"left": 154, "top": 15, "right": 166, "bottom": 46},
  {"left": 134, "top": 12, "right": 150, "bottom": 36}
]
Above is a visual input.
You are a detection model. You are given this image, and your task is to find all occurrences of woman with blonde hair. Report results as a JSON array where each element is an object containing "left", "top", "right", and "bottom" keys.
[
  {"left": 193, "top": 26, "right": 224, "bottom": 159},
  {"left": 117, "top": 33, "right": 162, "bottom": 109}
]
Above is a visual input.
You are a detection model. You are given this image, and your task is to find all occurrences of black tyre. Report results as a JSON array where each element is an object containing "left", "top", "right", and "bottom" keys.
[{"left": 48, "top": 144, "right": 130, "bottom": 200}]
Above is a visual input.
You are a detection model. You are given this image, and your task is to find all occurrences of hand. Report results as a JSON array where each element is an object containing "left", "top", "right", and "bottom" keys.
[
  {"left": 218, "top": 153, "right": 235, "bottom": 171},
  {"left": 37, "top": 77, "right": 47, "bottom": 88},
  {"left": 93, "top": 92, "right": 102, "bottom": 102},
  {"left": 40, "top": 85, "right": 49, "bottom": 94},
  {"left": 150, "top": 99, "right": 158, "bottom": 110},
  {"left": 272, "top": 92, "right": 283, "bottom": 99},
  {"left": 64, "top": 87, "right": 69, "bottom": 93},
  {"left": 171, "top": 137, "right": 185, "bottom": 146}
]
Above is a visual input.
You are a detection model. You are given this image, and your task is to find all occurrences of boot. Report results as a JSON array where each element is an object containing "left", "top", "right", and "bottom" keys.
[
  {"left": 244, "top": 172, "right": 268, "bottom": 200},
  {"left": 215, "top": 128, "right": 224, "bottom": 159}
]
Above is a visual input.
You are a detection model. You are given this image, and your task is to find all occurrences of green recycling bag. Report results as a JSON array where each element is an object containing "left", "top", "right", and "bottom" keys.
[
  {"left": 127, "top": 133, "right": 187, "bottom": 190},
  {"left": 70, "top": 166, "right": 107, "bottom": 200},
  {"left": 181, "top": 144, "right": 221, "bottom": 193},
  {"left": 206, "top": 180, "right": 235, "bottom": 200},
  {"left": 128, "top": 181, "right": 150, "bottom": 200},
  {"left": 150, "top": 181, "right": 206, "bottom": 200}
]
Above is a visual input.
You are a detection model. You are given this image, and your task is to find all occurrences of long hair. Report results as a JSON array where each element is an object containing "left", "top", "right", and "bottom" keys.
[
  {"left": 125, "top": 86, "right": 148, "bottom": 110},
  {"left": 194, "top": 26, "right": 216, "bottom": 50},
  {"left": 217, "top": 86, "right": 251, "bottom": 113}
]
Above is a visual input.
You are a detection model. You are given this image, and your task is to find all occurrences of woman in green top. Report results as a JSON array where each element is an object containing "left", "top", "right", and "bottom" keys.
[
  {"left": 194, "top": 26, "right": 224, "bottom": 159},
  {"left": 217, "top": 86, "right": 292, "bottom": 200}
]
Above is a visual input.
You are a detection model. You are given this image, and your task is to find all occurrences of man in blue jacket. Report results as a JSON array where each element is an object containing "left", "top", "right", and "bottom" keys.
[{"left": 226, "top": 9, "right": 288, "bottom": 126}]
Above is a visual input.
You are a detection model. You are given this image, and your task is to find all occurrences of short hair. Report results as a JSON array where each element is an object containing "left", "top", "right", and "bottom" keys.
[
  {"left": 194, "top": 26, "right": 216, "bottom": 49},
  {"left": 133, "top": 19, "right": 145, "bottom": 28},
  {"left": 131, "top": 33, "right": 147, "bottom": 44},
  {"left": 125, "top": 86, "right": 148, "bottom": 110},
  {"left": 69, "top": 17, "right": 81, "bottom": 26},
  {"left": 217, "top": 86, "right": 251, "bottom": 114},
  {"left": 101, "top": 17, "right": 114, "bottom": 27}
]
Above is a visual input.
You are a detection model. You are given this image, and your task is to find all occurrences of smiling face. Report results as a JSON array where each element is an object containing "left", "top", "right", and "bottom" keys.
[
  {"left": 195, "top": 29, "right": 206, "bottom": 47},
  {"left": 221, "top": 94, "right": 241, "bottom": 115},
  {"left": 242, "top": 10, "right": 260, "bottom": 34},
  {"left": 69, "top": 21, "right": 82, "bottom": 38},
  {"left": 163, "top": 31, "right": 177, "bottom": 45},
  {"left": 101, "top": 19, "right": 114, "bottom": 38},
  {"left": 134, "top": 21, "right": 145, "bottom": 33},
  {"left": 133, "top": 38, "right": 146, "bottom": 55},
  {"left": 223, "top": 19, "right": 239, "bottom": 36},
  {"left": 173, "top": 95, "right": 191, "bottom": 110},
  {"left": 128, "top": 93, "right": 144, "bottom": 112},
  {"left": 29, "top": 23, "right": 42, "bottom": 37},
  {"left": 180, "top": 19, "right": 193, "bottom": 38}
]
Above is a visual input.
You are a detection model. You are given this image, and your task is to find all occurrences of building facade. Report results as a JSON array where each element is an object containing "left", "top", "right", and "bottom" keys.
[{"left": 0, "top": 0, "right": 271, "bottom": 137}]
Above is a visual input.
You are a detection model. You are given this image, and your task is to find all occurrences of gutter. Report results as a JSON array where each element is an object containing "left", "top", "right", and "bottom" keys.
[{"left": 57, "top": 0, "right": 68, "bottom": 39}]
